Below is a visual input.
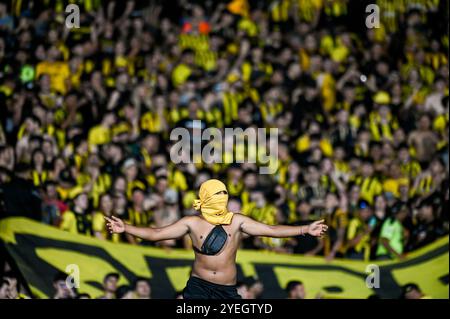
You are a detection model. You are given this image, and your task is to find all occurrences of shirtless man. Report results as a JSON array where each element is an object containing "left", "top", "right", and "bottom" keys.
[
  {"left": 408, "top": 114, "right": 438, "bottom": 164},
  {"left": 105, "top": 179, "right": 328, "bottom": 299}
]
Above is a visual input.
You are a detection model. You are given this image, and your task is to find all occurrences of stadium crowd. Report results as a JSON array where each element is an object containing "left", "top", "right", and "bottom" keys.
[{"left": 0, "top": 0, "right": 448, "bottom": 298}]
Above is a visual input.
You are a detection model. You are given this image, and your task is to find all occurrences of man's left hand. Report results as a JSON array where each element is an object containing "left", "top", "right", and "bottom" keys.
[{"left": 307, "top": 220, "right": 328, "bottom": 237}]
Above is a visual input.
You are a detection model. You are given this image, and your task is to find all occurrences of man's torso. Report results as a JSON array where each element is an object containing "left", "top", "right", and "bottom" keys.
[{"left": 187, "top": 214, "right": 244, "bottom": 285}]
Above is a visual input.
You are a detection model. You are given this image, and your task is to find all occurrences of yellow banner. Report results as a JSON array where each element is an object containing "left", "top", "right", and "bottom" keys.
[{"left": 0, "top": 217, "right": 448, "bottom": 299}]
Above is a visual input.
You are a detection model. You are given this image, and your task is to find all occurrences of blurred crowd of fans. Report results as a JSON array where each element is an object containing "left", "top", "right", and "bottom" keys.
[{"left": 0, "top": 0, "right": 449, "bottom": 299}]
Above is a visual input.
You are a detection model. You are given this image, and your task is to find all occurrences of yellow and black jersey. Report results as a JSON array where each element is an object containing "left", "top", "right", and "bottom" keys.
[
  {"left": 323, "top": 0, "right": 348, "bottom": 17},
  {"left": 259, "top": 101, "right": 284, "bottom": 125},
  {"left": 32, "top": 169, "right": 49, "bottom": 187},
  {"left": 436, "top": 138, "right": 448, "bottom": 153},
  {"left": 346, "top": 217, "right": 371, "bottom": 261},
  {"left": 270, "top": 0, "right": 291, "bottom": 22},
  {"left": 202, "top": 107, "right": 224, "bottom": 128},
  {"left": 168, "top": 167, "right": 188, "bottom": 192},
  {"left": 411, "top": 174, "right": 434, "bottom": 196},
  {"left": 353, "top": 176, "right": 383, "bottom": 205},
  {"left": 295, "top": 135, "right": 334, "bottom": 157},
  {"left": 38, "top": 92, "right": 60, "bottom": 110},
  {"left": 276, "top": 161, "right": 290, "bottom": 185},
  {"left": 237, "top": 17, "right": 259, "bottom": 37},
  {"left": 222, "top": 91, "right": 243, "bottom": 125},
  {"left": 401, "top": 63, "right": 435, "bottom": 87},
  {"left": 125, "top": 208, "right": 153, "bottom": 228},
  {"left": 92, "top": 212, "right": 121, "bottom": 243},
  {"left": 382, "top": 177, "right": 409, "bottom": 198},
  {"left": 354, "top": 144, "right": 370, "bottom": 158},
  {"left": 369, "top": 111, "right": 399, "bottom": 142},
  {"left": 178, "top": 34, "right": 217, "bottom": 71},
  {"left": 298, "top": 184, "right": 327, "bottom": 202},
  {"left": 35, "top": 61, "right": 70, "bottom": 94},
  {"left": 126, "top": 180, "right": 147, "bottom": 200},
  {"left": 68, "top": 153, "right": 87, "bottom": 173},
  {"left": 240, "top": 190, "right": 251, "bottom": 209},
  {"left": 377, "top": 0, "right": 439, "bottom": 33},
  {"left": 320, "top": 174, "right": 338, "bottom": 194},
  {"left": 400, "top": 160, "right": 422, "bottom": 179},
  {"left": 140, "top": 148, "right": 152, "bottom": 170},
  {"left": 319, "top": 72, "right": 336, "bottom": 112},
  {"left": 89, "top": 174, "right": 111, "bottom": 208},
  {"left": 59, "top": 210, "right": 92, "bottom": 236},
  {"left": 433, "top": 113, "right": 449, "bottom": 136},
  {"left": 333, "top": 160, "right": 350, "bottom": 176},
  {"left": 171, "top": 63, "right": 192, "bottom": 87},
  {"left": 242, "top": 61, "right": 273, "bottom": 84},
  {"left": 425, "top": 51, "right": 448, "bottom": 70},
  {"left": 179, "top": 34, "right": 209, "bottom": 51},
  {"left": 226, "top": 180, "right": 244, "bottom": 197},
  {"left": 284, "top": 182, "right": 300, "bottom": 223},
  {"left": 167, "top": 107, "right": 189, "bottom": 127},
  {"left": 141, "top": 111, "right": 165, "bottom": 133},
  {"left": 195, "top": 50, "right": 217, "bottom": 72},
  {"left": 136, "top": 69, "right": 158, "bottom": 84},
  {"left": 246, "top": 203, "right": 278, "bottom": 225},
  {"left": 324, "top": 208, "right": 349, "bottom": 255},
  {"left": 88, "top": 125, "right": 111, "bottom": 146},
  {"left": 35, "top": 0, "right": 103, "bottom": 14},
  {"left": 295, "top": 0, "right": 323, "bottom": 23}
]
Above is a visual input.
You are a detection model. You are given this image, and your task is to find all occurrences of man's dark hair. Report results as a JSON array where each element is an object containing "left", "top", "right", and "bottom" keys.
[
  {"left": 236, "top": 281, "right": 247, "bottom": 289},
  {"left": 116, "top": 285, "right": 132, "bottom": 299},
  {"left": 396, "top": 142, "right": 409, "bottom": 151},
  {"left": 362, "top": 157, "right": 374, "bottom": 165},
  {"left": 309, "top": 133, "right": 322, "bottom": 142},
  {"left": 285, "top": 280, "right": 303, "bottom": 293},
  {"left": 0, "top": 166, "right": 12, "bottom": 179},
  {"left": 103, "top": 272, "right": 120, "bottom": 283},
  {"left": 53, "top": 271, "right": 68, "bottom": 283},
  {"left": 14, "top": 162, "right": 31, "bottom": 174},
  {"left": 400, "top": 283, "right": 421, "bottom": 299},
  {"left": 300, "top": 75, "right": 317, "bottom": 89},
  {"left": 243, "top": 169, "right": 257, "bottom": 177},
  {"left": 3, "top": 270, "right": 17, "bottom": 280},
  {"left": 27, "top": 115, "right": 42, "bottom": 127},
  {"left": 29, "top": 134, "right": 44, "bottom": 145},
  {"left": 243, "top": 276, "right": 259, "bottom": 288}
]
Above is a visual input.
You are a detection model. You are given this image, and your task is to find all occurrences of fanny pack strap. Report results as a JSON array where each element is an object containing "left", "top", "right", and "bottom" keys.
[{"left": 193, "top": 225, "right": 228, "bottom": 256}]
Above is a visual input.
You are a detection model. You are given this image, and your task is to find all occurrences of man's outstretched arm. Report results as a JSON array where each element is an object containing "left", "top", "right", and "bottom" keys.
[
  {"left": 238, "top": 214, "right": 328, "bottom": 238},
  {"left": 105, "top": 216, "right": 190, "bottom": 241}
]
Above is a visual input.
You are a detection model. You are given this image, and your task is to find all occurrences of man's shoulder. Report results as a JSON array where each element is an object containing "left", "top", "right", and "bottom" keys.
[
  {"left": 181, "top": 214, "right": 203, "bottom": 225},
  {"left": 182, "top": 213, "right": 247, "bottom": 226},
  {"left": 231, "top": 212, "right": 247, "bottom": 224}
]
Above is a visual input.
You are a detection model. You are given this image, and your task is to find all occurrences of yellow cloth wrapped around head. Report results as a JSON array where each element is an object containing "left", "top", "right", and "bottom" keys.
[{"left": 193, "top": 179, "right": 233, "bottom": 225}]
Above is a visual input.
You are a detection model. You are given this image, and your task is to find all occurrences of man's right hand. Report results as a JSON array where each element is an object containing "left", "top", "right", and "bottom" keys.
[{"left": 105, "top": 216, "right": 125, "bottom": 234}]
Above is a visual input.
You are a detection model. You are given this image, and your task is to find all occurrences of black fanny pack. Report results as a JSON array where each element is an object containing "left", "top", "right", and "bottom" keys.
[{"left": 193, "top": 225, "right": 228, "bottom": 256}]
